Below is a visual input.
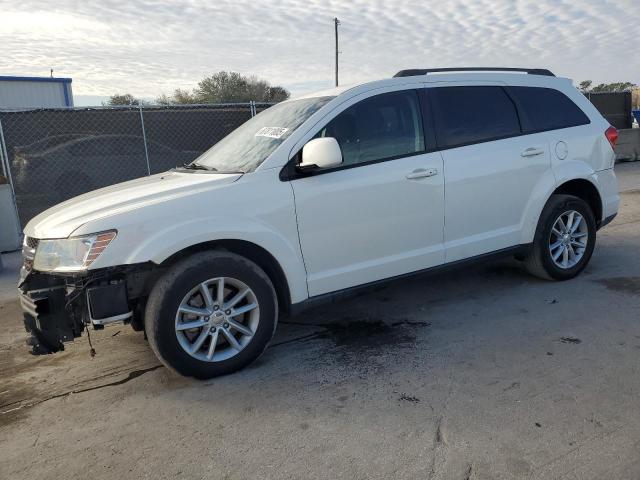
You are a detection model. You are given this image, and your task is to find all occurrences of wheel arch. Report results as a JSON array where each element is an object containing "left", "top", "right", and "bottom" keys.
[
  {"left": 159, "top": 239, "right": 293, "bottom": 314},
  {"left": 552, "top": 178, "right": 603, "bottom": 227},
  {"left": 519, "top": 168, "right": 604, "bottom": 245}
]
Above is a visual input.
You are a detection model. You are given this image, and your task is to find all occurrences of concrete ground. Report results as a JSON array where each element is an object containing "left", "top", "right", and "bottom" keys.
[
  {"left": 617, "top": 160, "right": 640, "bottom": 192},
  {"left": 0, "top": 250, "right": 21, "bottom": 303},
  {"left": 1, "top": 163, "right": 639, "bottom": 480}
]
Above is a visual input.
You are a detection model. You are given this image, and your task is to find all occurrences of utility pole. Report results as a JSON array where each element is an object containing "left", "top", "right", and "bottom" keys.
[{"left": 334, "top": 17, "right": 340, "bottom": 87}]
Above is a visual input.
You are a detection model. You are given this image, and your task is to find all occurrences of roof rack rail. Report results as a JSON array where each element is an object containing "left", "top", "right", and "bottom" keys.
[{"left": 393, "top": 67, "right": 555, "bottom": 78}]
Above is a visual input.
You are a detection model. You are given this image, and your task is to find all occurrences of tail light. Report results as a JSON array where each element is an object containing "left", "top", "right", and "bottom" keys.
[{"left": 605, "top": 126, "right": 618, "bottom": 150}]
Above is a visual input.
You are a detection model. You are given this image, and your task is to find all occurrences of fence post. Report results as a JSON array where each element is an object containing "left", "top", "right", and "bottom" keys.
[
  {"left": 0, "top": 115, "right": 12, "bottom": 182},
  {"left": 0, "top": 113, "right": 23, "bottom": 243},
  {"left": 0, "top": 115, "right": 18, "bottom": 196},
  {"left": 138, "top": 103, "right": 151, "bottom": 176}
]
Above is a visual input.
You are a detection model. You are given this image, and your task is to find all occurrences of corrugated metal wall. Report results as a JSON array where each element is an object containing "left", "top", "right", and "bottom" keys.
[{"left": 0, "top": 77, "right": 73, "bottom": 109}]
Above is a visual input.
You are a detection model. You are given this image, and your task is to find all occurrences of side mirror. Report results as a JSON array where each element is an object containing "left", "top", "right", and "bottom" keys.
[{"left": 299, "top": 137, "right": 343, "bottom": 170}]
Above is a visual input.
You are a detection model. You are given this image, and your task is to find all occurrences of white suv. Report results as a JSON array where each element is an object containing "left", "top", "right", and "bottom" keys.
[{"left": 19, "top": 67, "right": 620, "bottom": 378}]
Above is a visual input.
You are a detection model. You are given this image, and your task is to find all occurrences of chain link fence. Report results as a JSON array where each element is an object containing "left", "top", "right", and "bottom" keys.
[{"left": 0, "top": 102, "right": 272, "bottom": 227}]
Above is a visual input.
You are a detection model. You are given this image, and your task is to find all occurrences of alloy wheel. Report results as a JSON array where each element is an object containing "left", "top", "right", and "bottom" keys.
[
  {"left": 548, "top": 210, "right": 589, "bottom": 269},
  {"left": 174, "top": 277, "right": 260, "bottom": 362}
]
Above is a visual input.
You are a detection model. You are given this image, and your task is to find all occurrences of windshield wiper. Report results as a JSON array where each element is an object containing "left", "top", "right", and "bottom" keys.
[{"left": 181, "top": 162, "right": 216, "bottom": 171}]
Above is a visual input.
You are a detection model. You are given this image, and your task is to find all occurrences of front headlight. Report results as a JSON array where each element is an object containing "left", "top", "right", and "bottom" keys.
[{"left": 33, "top": 230, "right": 117, "bottom": 272}]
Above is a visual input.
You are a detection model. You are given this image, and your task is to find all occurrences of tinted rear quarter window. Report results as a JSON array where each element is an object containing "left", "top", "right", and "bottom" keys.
[
  {"left": 429, "top": 86, "right": 521, "bottom": 148},
  {"left": 506, "top": 86, "right": 590, "bottom": 133}
]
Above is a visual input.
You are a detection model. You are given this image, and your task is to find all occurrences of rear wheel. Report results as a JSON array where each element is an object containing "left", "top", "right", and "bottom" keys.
[
  {"left": 145, "top": 251, "right": 278, "bottom": 379},
  {"left": 524, "top": 194, "right": 596, "bottom": 280}
]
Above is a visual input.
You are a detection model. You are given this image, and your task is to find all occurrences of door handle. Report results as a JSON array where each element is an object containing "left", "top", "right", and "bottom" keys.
[
  {"left": 406, "top": 168, "right": 438, "bottom": 179},
  {"left": 521, "top": 147, "right": 545, "bottom": 157}
]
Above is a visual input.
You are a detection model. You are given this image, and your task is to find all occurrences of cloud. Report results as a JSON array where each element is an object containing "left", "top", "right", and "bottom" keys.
[{"left": 0, "top": 0, "right": 637, "bottom": 101}]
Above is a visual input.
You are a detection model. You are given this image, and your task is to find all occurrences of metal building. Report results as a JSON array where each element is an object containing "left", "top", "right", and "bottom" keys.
[
  {"left": 0, "top": 75, "right": 73, "bottom": 252},
  {"left": 0, "top": 76, "right": 73, "bottom": 109}
]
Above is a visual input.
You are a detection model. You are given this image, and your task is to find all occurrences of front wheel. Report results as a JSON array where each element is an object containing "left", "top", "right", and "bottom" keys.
[
  {"left": 145, "top": 251, "right": 278, "bottom": 379},
  {"left": 524, "top": 194, "right": 596, "bottom": 280}
]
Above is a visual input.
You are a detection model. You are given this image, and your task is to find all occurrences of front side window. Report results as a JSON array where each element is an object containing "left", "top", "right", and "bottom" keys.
[
  {"left": 506, "top": 86, "right": 590, "bottom": 133},
  {"left": 430, "top": 86, "right": 521, "bottom": 148},
  {"left": 315, "top": 90, "right": 425, "bottom": 166}
]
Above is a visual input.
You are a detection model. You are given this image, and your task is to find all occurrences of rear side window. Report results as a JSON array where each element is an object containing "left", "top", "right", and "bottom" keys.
[
  {"left": 506, "top": 86, "right": 590, "bottom": 133},
  {"left": 429, "top": 86, "right": 521, "bottom": 148}
]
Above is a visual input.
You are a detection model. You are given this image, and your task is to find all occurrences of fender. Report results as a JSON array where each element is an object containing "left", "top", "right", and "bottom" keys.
[
  {"left": 129, "top": 216, "right": 309, "bottom": 303},
  {"left": 71, "top": 170, "right": 310, "bottom": 304},
  {"left": 519, "top": 160, "right": 601, "bottom": 244},
  {"left": 552, "top": 160, "right": 607, "bottom": 222},
  {"left": 84, "top": 213, "right": 309, "bottom": 304}
]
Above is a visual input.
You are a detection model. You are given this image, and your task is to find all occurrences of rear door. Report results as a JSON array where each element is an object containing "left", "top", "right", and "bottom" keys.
[
  {"left": 290, "top": 88, "right": 445, "bottom": 296},
  {"left": 428, "top": 85, "right": 551, "bottom": 262},
  {"left": 505, "top": 86, "right": 594, "bottom": 170}
]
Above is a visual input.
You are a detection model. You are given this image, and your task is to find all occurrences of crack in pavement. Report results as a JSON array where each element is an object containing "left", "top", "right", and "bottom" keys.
[
  {"left": 462, "top": 463, "right": 474, "bottom": 480},
  {"left": 435, "top": 417, "right": 448, "bottom": 446},
  {"left": 269, "top": 332, "right": 324, "bottom": 348},
  {"left": 0, "top": 365, "right": 162, "bottom": 415},
  {"left": 427, "top": 416, "right": 448, "bottom": 479},
  {"left": 530, "top": 423, "right": 626, "bottom": 479}
]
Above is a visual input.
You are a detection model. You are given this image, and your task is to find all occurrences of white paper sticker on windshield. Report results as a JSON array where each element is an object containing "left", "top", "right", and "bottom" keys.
[{"left": 255, "top": 127, "right": 289, "bottom": 139}]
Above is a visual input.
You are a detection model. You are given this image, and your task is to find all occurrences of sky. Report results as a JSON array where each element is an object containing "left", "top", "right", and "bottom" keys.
[{"left": 1, "top": 0, "right": 638, "bottom": 105}]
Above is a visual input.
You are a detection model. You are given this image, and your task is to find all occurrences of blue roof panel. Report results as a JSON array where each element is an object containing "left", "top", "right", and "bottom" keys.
[{"left": 0, "top": 76, "right": 72, "bottom": 84}]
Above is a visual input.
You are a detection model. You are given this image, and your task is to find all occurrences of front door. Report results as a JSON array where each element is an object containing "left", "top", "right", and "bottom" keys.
[{"left": 290, "top": 89, "right": 445, "bottom": 297}]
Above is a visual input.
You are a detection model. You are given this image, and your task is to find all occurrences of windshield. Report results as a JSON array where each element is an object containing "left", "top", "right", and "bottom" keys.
[{"left": 191, "top": 96, "right": 334, "bottom": 173}]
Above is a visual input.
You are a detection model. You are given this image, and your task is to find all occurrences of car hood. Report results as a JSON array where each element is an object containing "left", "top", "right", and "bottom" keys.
[{"left": 24, "top": 171, "right": 242, "bottom": 239}]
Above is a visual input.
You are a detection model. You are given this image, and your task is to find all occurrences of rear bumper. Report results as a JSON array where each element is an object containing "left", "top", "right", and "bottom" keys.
[{"left": 593, "top": 168, "right": 620, "bottom": 223}]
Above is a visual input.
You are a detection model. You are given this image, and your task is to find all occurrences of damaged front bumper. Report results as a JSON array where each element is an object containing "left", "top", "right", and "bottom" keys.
[{"left": 19, "top": 243, "right": 151, "bottom": 355}]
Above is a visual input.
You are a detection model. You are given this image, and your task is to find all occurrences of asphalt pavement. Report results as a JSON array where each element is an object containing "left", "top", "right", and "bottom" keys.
[{"left": 1, "top": 162, "right": 639, "bottom": 480}]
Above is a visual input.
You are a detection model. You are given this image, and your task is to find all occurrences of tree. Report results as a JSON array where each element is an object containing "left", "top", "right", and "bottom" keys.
[
  {"left": 155, "top": 94, "right": 172, "bottom": 106},
  {"left": 168, "top": 89, "right": 198, "bottom": 104},
  {"left": 591, "top": 82, "right": 637, "bottom": 93},
  {"left": 578, "top": 80, "right": 592, "bottom": 92},
  {"left": 265, "top": 85, "right": 290, "bottom": 102},
  {"left": 579, "top": 80, "right": 637, "bottom": 93},
  {"left": 104, "top": 93, "right": 141, "bottom": 106},
  {"left": 157, "top": 71, "right": 290, "bottom": 104}
]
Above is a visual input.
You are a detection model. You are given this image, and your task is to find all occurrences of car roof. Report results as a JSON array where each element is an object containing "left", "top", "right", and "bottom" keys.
[{"left": 292, "top": 70, "right": 574, "bottom": 102}]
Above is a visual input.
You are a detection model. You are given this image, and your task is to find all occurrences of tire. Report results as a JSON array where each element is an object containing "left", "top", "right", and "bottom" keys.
[
  {"left": 145, "top": 251, "right": 278, "bottom": 379},
  {"left": 524, "top": 194, "right": 596, "bottom": 281}
]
